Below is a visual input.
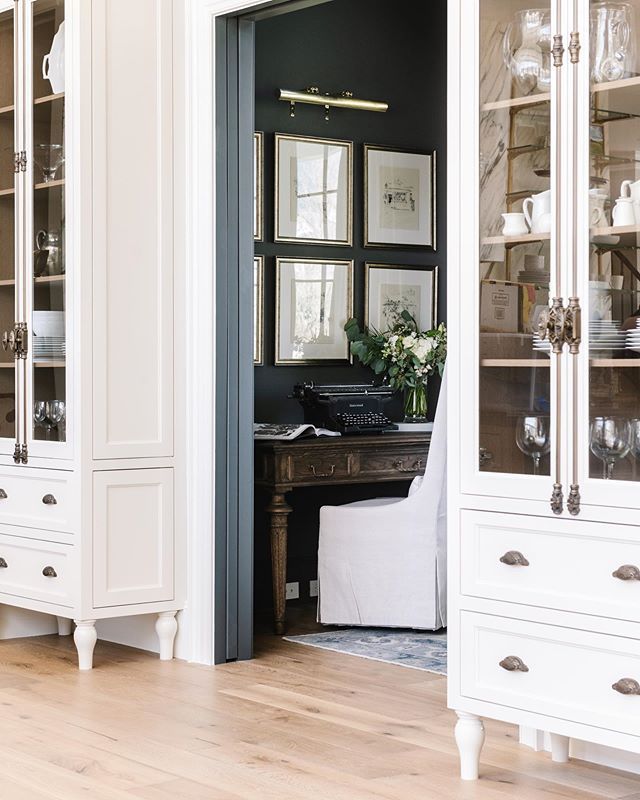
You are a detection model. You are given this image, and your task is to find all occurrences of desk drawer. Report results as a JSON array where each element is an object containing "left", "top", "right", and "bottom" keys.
[
  {"left": 461, "top": 611, "right": 640, "bottom": 738},
  {"left": 461, "top": 510, "right": 640, "bottom": 623},
  {"left": 0, "top": 532, "right": 73, "bottom": 607},
  {"left": 289, "top": 452, "right": 351, "bottom": 482},
  {"left": 0, "top": 470, "right": 73, "bottom": 533},
  {"left": 356, "top": 449, "right": 427, "bottom": 480}
]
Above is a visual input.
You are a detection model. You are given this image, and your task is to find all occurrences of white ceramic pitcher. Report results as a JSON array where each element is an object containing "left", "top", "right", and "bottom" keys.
[
  {"left": 621, "top": 179, "right": 640, "bottom": 223},
  {"left": 523, "top": 189, "right": 551, "bottom": 233}
]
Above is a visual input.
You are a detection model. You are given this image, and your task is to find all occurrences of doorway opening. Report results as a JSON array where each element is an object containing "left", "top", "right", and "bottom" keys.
[{"left": 215, "top": 0, "right": 447, "bottom": 663}]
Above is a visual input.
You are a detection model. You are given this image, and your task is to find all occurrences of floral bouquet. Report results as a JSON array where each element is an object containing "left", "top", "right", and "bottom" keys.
[{"left": 345, "top": 311, "right": 447, "bottom": 423}]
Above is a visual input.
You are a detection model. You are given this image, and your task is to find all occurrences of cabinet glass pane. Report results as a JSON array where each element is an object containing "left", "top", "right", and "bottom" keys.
[
  {"left": 31, "top": 0, "right": 66, "bottom": 443},
  {"left": 478, "top": 1, "right": 552, "bottom": 476},
  {"left": 0, "top": 6, "right": 16, "bottom": 442}
]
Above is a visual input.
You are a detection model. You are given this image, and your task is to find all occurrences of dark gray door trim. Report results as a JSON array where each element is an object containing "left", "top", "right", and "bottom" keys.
[{"left": 214, "top": 15, "right": 255, "bottom": 664}]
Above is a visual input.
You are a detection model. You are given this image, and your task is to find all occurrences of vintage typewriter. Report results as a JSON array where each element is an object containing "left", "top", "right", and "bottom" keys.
[{"left": 292, "top": 382, "right": 398, "bottom": 435}]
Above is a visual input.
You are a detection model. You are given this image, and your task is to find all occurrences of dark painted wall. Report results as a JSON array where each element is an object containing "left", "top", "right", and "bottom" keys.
[{"left": 253, "top": 0, "right": 447, "bottom": 610}]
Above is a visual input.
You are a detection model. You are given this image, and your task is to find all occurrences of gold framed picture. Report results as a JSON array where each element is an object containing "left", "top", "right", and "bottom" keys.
[
  {"left": 275, "top": 257, "right": 353, "bottom": 365},
  {"left": 364, "top": 145, "right": 436, "bottom": 248},
  {"left": 253, "top": 255, "right": 264, "bottom": 365},
  {"left": 254, "top": 132, "right": 264, "bottom": 241},
  {"left": 275, "top": 134, "right": 353, "bottom": 246},
  {"left": 365, "top": 263, "right": 438, "bottom": 331}
]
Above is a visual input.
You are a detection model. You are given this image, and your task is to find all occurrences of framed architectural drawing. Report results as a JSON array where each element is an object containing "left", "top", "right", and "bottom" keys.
[
  {"left": 275, "top": 257, "right": 353, "bottom": 364},
  {"left": 364, "top": 145, "right": 436, "bottom": 248},
  {"left": 365, "top": 263, "right": 437, "bottom": 331},
  {"left": 275, "top": 134, "right": 353, "bottom": 245},
  {"left": 254, "top": 132, "right": 264, "bottom": 241},
  {"left": 254, "top": 255, "right": 264, "bottom": 364}
]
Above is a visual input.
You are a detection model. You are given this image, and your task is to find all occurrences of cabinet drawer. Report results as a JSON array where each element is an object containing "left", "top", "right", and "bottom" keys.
[
  {"left": 461, "top": 611, "right": 640, "bottom": 738},
  {"left": 0, "top": 533, "right": 72, "bottom": 607},
  {"left": 0, "top": 471, "right": 73, "bottom": 533},
  {"left": 289, "top": 452, "right": 351, "bottom": 482},
  {"left": 356, "top": 448, "right": 427, "bottom": 480},
  {"left": 461, "top": 510, "right": 640, "bottom": 623}
]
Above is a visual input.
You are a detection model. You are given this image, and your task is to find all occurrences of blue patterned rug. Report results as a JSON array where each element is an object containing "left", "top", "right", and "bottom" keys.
[{"left": 283, "top": 628, "right": 447, "bottom": 675}]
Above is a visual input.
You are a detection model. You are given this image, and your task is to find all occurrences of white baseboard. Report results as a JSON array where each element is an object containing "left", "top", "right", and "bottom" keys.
[{"left": 520, "top": 727, "right": 640, "bottom": 776}]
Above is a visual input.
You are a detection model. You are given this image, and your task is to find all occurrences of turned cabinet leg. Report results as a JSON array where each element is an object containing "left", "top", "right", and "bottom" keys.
[
  {"left": 550, "top": 733, "right": 570, "bottom": 763},
  {"left": 156, "top": 611, "right": 178, "bottom": 661},
  {"left": 56, "top": 616, "right": 72, "bottom": 637},
  {"left": 455, "top": 711, "right": 486, "bottom": 781},
  {"left": 73, "top": 620, "right": 97, "bottom": 671},
  {"left": 266, "top": 491, "right": 292, "bottom": 635}
]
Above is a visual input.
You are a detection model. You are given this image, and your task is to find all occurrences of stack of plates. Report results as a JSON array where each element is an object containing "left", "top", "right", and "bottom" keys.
[
  {"left": 532, "top": 333, "right": 551, "bottom": 353},
  {"left": 518, "top": 270, "right": 551, "bottom": 284},
  {"left": 32, "top": 311, "right": 65, "bottom": 361},
  {"left": 626, "top": 318, "right": 640, "bottom": 353},
  {"left": 590, "top": 319, "right": 626, "bottom": 353}
]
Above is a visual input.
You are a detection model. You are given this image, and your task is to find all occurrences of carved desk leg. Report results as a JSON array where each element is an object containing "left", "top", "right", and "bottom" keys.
[{"left": 266, "top": 491, "right": 292, "bottom": 635}]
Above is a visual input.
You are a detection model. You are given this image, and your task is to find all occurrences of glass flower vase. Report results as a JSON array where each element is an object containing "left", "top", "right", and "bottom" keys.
[{"left": 403, "top": 382, "right": 427, "bottom": 423}]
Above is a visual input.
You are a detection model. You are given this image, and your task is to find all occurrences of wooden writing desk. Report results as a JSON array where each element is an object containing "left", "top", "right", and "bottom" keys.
[{"left": 255, "top": 431, "right": 431, "bottom": 633}]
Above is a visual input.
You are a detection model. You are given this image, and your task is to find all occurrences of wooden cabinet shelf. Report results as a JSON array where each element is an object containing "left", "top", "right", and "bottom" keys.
[
  {"left": 481, "top": 93, "right": 550, "bottom": 112},
  {"left": 480, "top": 358, "right": 550, "bottom": 367},
  {"left": 34, "top": 178, "right": 64, "bottom": 191},
  {"left": 0, "top": 275, "right": 65, "bottom": 288},
  {"left": 482, "top": 232, "right": 551, "bottom": 247},
  {"left": 34, "top": 92, "right": 64, "bottom": 106}
]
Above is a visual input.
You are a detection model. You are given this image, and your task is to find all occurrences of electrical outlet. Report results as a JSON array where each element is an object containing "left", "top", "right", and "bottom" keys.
[
  {"left": 285, "top": 581, "right": 299, "bottom": 600},
  {"left": 309, "top": 579, "right": 319, "bottom": 598}
]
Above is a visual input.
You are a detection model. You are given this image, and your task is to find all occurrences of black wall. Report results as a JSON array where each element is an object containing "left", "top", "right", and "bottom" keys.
[{"left": 253, "top": 0, "right": 447, "bottom": 610}]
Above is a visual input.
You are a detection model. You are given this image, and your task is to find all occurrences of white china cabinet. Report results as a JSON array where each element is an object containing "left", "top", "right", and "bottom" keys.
[
  {"left": 449, "top": 0, "right": 640, "bottom": 779},
  {"left": 0, "top": 0, "right": 185, "bottom": 669}
]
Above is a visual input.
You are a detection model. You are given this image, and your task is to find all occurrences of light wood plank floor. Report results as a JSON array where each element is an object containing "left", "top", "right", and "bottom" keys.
[{"left": 0, "top": 632, "right": 638, "bottom": 799}]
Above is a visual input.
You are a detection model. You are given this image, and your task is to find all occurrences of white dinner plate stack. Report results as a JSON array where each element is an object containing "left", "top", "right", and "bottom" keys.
[
  {"left": 590, "top": 319, "right": 626, "bottom": 353},
  {"left": 626, "top": 318, "right": 640, "bottom": 353},
  {"left": 32, "top": 311, "right": 65, "bottom": 361},
  {"left": 532, "top": 332, "right": 551, "bottom": 353}
]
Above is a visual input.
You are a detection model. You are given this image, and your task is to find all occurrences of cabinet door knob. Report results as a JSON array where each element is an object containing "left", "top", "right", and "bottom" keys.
[
  {"left": 42, "top": 494, "right": 57, "bottom": 505},
  {"left": 0, "top": 557, "right": 8, "bottom": 568},
  {"left": 499, "top": 655, "right": 529, "bottom": 672},
  {"left": 612, "top": 678, "right": 640, "bottom": 695},
  {"left": 0, "top": 489, "right": 7, "bottom": 499},
  {"left": 612, "top": 564, "right": 640, "bottom": 581},
  {"left": 500, "top": 550, "right": 530, "bottom": 566},
  {"left": 42, "top": 566, "right": 57, "bottom": 578}
]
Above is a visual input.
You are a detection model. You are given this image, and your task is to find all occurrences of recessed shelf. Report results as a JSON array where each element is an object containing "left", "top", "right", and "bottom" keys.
[
  {"left": 34, "top": 179, "right": 64, "bottom": 191},
  {"left": 0, "top": 103, "right": 14, "bottom": 116},
  {"left": 0, "top": 187, "right": 15, "bottom": 197},
  {"left": 480, "top": 358, "right": 550, "bottom": 368},
  {"left": 591, "top": 358, "right": 640, "bottom": 367},
  {"left": 481, "top": 93, "right": 550, "bottom": 112},
  {"left": 34, "top": 92, "right": 64, "bottom": 106},
  {"left": 482, "top": 232, "right": 551, "bottom": 247},
  {"left": 33, "top": 361, "right": 65, "bottom": 368},
  {"left": 0, "top": 275, "right": 65, "bottom": 288}
]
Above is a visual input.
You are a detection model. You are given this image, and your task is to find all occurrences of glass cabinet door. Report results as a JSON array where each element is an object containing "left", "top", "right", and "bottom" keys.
[
  {"left": 476, "top": 1, "right": 557, "bottom": 491},
  {"left": 0, "top": 4, "right": 18, "bottom": 449},
  {"left": 28, "top": 0, "right": 66, "bottom": 447},
  {"left": 581, "top": 0, "right": 640, "bottom": 498}
]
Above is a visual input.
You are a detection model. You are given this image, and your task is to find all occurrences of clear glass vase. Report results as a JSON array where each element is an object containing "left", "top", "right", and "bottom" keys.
[{"left": 403, "top": 382, "right": 427, "bottom": 423}]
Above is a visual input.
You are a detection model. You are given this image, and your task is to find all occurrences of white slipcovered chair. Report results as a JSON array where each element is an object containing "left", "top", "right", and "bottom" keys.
[{"left": 317, "top": 370, "right": 447, "bottom": 630}]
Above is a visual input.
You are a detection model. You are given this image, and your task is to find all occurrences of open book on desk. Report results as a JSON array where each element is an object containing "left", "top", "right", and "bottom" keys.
[{"left": 254, "top": 423, "right": 341, "bottom": 441}]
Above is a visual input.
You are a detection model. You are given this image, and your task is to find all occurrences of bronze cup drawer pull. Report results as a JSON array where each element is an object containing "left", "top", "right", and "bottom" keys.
[
  {"left": 42, "top": 494, "right": 57, "bottom": 505},
  {"left": 500, "top": 550, "right": 530, "bottom": 567},
  {"left": 393, "top": 458, "right": 424, "bottom": 474},
  {"left": 613, "top": 564, "right": 640, "bottom": 581},
  {"left": 42, "top": 566, "right": 57, "bottom": 578},
  {"left": 499, "top": 655, "right": 529, "bottom": 673},
  {"left": 309, "top": 464, "right": 336, "bottom": 478},
  {"left": 0, "top": 557, "right": 7, "bottom": 568},
  {"left": 0, "top": 488, "right": 7, "bottom": 499},
  {"left": 612, "top": 678, "right": 640, "bottom": 695}
]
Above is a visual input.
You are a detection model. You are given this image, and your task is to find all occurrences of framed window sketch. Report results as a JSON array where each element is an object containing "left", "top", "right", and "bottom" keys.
[
  {"left": 253, "top": 255, "right": 264, "bottom": 365},
  {"left": 275, "top": 134, "right": 353, "bottom": 246},
  {"left": 364, "top": 145, "right": 436, "bottom": 248},
  {"left": 365, "top": 262, "right": 438, "bottom": 331},
  {"left": 275, "top": 257, "right": 353, "bottom": 365},
  {"left": 254, "top": 132, "right": 264, "bottom": 241}
]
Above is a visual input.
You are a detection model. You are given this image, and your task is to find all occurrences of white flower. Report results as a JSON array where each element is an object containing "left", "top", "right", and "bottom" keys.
[
  {"left": 402, "top": 335, "right": 417, "bottom": 350},
  {"left": 412, "top": 338, "right": 433, "bottom": 362}
]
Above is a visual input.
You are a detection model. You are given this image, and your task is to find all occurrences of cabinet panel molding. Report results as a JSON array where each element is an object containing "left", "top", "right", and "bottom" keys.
[
  {"left": 91, "top": 0, "right": 174, "bottom": 459},
  {"left": 92, "top": 468, "right": 174, "bottom": 608}
]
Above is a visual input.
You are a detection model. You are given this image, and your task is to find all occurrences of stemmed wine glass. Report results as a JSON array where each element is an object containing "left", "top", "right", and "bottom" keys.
[
  {"left": 34, "top": 144, "right": 64, "bottom": 183},
  {"left": 33, "top": 400, "right": 50, "bottom": 440},
  {"left": 515, "top": 415, "right": 551, "bottom": 474},
  {"left": 590, "top": 417, "right": 631, "bottom": 480},
  {"left": 46, "top": 400, "right": 66, "bottom": 441}
]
